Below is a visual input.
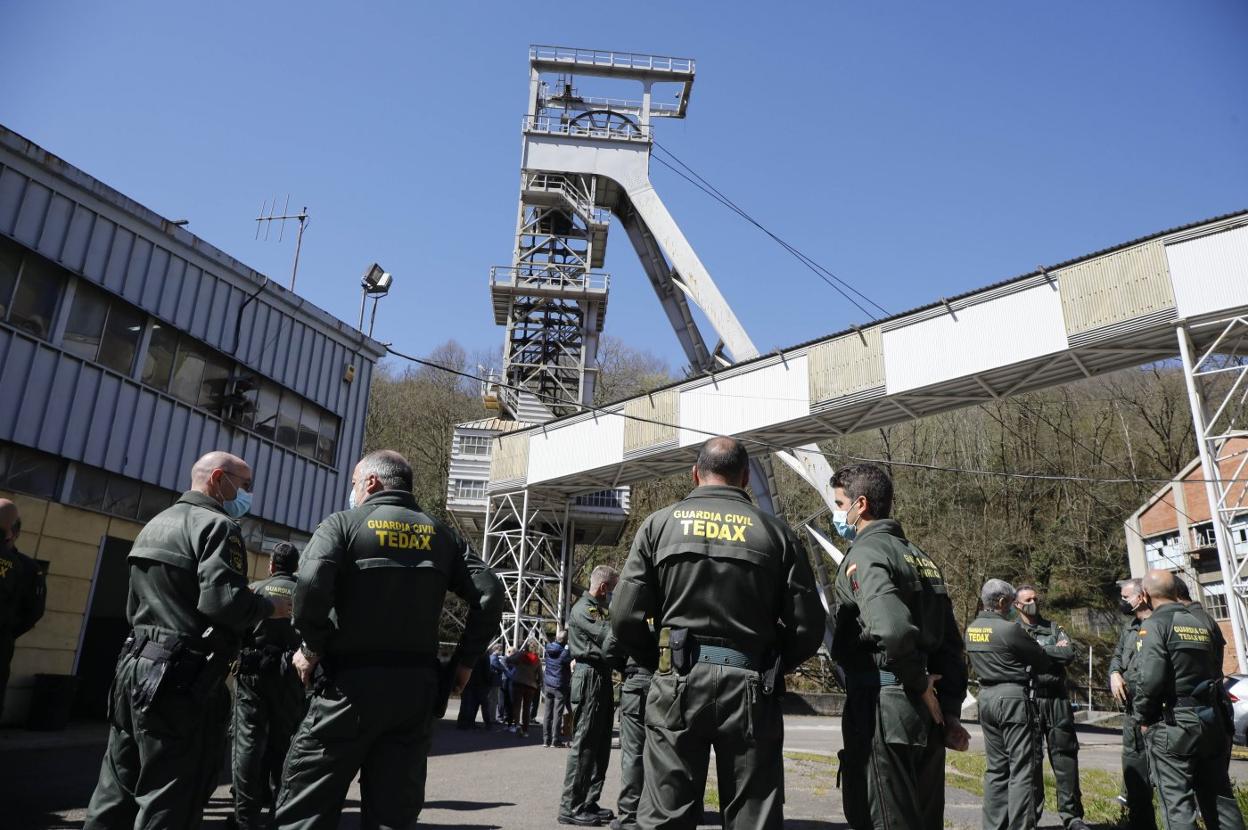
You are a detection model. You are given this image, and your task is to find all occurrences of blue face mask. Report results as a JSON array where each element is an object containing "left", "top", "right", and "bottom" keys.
[
  {"left": 832, "top": 510, "right": 856, "bottom": 541},
  {"left": 223, "top": 487, "right": 252, "bottom": 520}
]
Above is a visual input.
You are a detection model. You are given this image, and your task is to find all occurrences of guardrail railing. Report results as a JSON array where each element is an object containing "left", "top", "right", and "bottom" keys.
[{"left": 530, "top": 45, "right": 694, "bottom": 75}]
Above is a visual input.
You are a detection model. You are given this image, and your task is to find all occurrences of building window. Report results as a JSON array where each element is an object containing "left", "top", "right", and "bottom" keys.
[
  {"left": 65, "top": 462, "right": 178, "bottom": 522},
  {"left": 1144, "top": 532, "right": 1184, "bottom": 571},
  {"left": 62, "top": 281, "right": 144, "bottom": 374},
  {"left": 5, "top": 253, "right": 65, "bottom": 340},
  {"left": 455, "top": 479, "right": 486, "bottom": 499},
  {"left": 459, "top": 435, "right": 492, "bottom": 457},
  {"left": 575, "top": 490, "right": 623, "bottom": 508},
  {"left": 0, "top": 443, "right": 63, "bottom": 500},
  {"left": 142, "top": 321, "right": 178, "bottom": 389},
  {"left": 0, "top": 235, "right": 22, "bottom": 319},
  {"left": 1203, "top": 583, "right": 1230, "bottom": 621}
]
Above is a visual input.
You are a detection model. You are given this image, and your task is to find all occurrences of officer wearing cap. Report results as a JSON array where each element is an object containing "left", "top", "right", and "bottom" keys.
[
  {"left": 85, "top": 451, "right": 288, "bottom": 829},
  {"left": 273, "top": 450, "right": 503, "bottom": 829},
  {"left": 1131, "top": 569, "right": 1245, "bottom": 830},
  {"left": 965, "top": 579, "right": 1050, "bottom": 830},
  {"left": 557, "top": 564, "right": 621, "bottom": 827},
  {"left": 1109, "top": 577, "right": 1155, "bottom": 830},
  {"left": 1013, "top": 585, "right": 1089, "bottom": 830},
  {"left": 231, "top": 541, "right": 305, "bottom": 830},
  {"left": 611, "top": 436, "right": 826, "bottom": 829},
  {"left": 830, "top": 462, "right": 969, "bottom": 830}
]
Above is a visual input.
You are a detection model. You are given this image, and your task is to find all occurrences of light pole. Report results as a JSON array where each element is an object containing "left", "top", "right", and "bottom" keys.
[{"left": 358, "top": 263, "right": 393, "bottom": 338}]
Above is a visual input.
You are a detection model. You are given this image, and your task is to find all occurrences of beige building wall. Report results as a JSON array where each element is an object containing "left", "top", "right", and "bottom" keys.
[{"left": 0, "top": 488, "right": 272, "bottom": 725}]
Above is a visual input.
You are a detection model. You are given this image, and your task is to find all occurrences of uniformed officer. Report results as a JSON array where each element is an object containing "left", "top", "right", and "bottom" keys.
[
  {"left": 274, "top": 450, "right": 503, "bottom": 830},
  {"left": 1014, "top": 585, "right": 1089, "bottom": 830},
  {"left": 611, "top": 436, "right": 826, "bottom": 830},
  {"left": 84, "top": 451, "right": 289, "bottom": 830},
  {"left": 0, "top": 498, "right": 46, "bottom": 717},
  {"left": 1131, "top": 569, "right": 1246, "bottom": 830},
  {"left": 964, "top": 579, "right": 1050, "bottom": 830},
  {"left": 613, "top": 654, "right": 652, "bottom": 830},
  {"left": 829, "top": 463, "right": 969, "bottom": 830},
  {"left": 1108, "top": 577, "right": 1155, "bottom": 830},
  {"left": 231, "top": 541, "right": 306, "bottom": 830},
  {"left": 557, "top": 564, "right": 621, "bottom": 827}
]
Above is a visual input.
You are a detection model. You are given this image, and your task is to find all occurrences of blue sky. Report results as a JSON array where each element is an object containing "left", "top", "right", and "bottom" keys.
[{"left": 2, "top": 2, "right": 1246, "bottom": 373}]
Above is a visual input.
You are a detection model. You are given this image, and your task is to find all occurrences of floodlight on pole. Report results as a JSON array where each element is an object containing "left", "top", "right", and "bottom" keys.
[{"left": 358, "top": 263, "right": 393, "bottom": 336}]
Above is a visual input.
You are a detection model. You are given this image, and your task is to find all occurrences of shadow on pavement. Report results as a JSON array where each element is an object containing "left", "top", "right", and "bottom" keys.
[
  {"left": 425, "top": 800, "right": 516, "bottom": 811},
  {"left": 701, "top": 810, "right": 848, "bottom": 829}
]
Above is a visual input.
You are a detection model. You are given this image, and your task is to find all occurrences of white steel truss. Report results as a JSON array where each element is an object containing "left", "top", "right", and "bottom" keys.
[{"left": 1178, "top": 316, "right": 1248, "bottom": 673}]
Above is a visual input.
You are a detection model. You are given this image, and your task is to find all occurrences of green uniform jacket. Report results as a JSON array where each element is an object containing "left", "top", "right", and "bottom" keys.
[
  {"left": 248, "top": 574, "right": 301, "bottom": 652},
  {"left": 1130, "top": 601, "right": 1221, "bottom": 726},
  {"left": 293, "top": 490, "right": 502, "bottom": 668},
  {"left": 0, "top": 544, "right": 45, "bottom": 637},
  {"left": 1019, "top": 616, "right": 1074, "bottom": 697},
  {"left": 567, "top": 594, "right": 618, "bottom": 667},
  {"left": 126, "top": 491, "right": 272, "bottom": 640},
  {"left": 832, "top": 519, "right": 967, "bottom": 710},
  {"left": 964, "top": 610, "right": 1051, "bottom": 684},
  {"left": 611, "top": 484, "right": 825, "bottom": 672},
  {"left": 1108, "top": 616, "right": 1142, "bottom": 679}
]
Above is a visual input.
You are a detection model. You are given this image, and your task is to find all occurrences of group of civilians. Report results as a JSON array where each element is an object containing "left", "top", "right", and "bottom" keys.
[{"left": 458, "top": 629, "right": 573, "bottom": 745}]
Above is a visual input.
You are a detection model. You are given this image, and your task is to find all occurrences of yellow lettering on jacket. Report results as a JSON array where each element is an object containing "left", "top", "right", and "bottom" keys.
[
  {"left": 679, "top": 518, "right": 747, "bottom": 542},
  {"left": 1173, "top": 625, "right": 1212, "bottom": 644},
  {"left": 967, "top": 626, "right": 993, "bottom": 643},
  {"left": 366, "top": 519, "right": 435, "bottom": 534},
  {"left": 374, "top": 530, "right": 434, "bottom": 550}
]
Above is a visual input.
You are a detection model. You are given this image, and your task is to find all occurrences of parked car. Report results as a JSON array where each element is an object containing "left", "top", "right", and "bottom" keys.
[{"left": 1225, "top": 674, "right": 1248, "bottom": 746}]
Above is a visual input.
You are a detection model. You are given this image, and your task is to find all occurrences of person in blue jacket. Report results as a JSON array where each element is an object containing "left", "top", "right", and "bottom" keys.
[{"left": 543, "top": 629, "right": 573, "bottom": 747}]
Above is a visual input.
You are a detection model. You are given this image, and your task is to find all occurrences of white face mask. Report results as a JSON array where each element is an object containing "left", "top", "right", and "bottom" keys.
[{"left": 348, "top": 482, "right": 359, "bottom": 510}]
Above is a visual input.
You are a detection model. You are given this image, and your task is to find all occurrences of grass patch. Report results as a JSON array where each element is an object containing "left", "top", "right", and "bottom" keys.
[
  {"left": 946, "top": 751, "right": 1124, "bottom": 826},
  {"left": 703, "top": 783, "right": 719, "bottom": 810}
]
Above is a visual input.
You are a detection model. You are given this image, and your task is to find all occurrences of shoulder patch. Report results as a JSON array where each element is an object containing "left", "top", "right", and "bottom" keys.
[{"left": 227, "top": 535, "right": 247, "bottom": 573}]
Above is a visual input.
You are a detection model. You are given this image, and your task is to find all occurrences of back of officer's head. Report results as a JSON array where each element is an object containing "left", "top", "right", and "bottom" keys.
[
  {"left": 831, "top": 463, "right": 893, "bottom": 520},
  {"left": 356, "top": 450, "right": 413, "bottom": 492},
  {"left": 1142, "top": 569, "right": 1181, "bottom": 606},
  {"left": 270, "top": 542, "right": 299, "bottom": 576},
  {"left": 589, "top": 564, "right": 618, "bottom": 594},
  {"left": 694, "top": 437, "right": 749, "bottom": 487},
  {"left": 981, "top": 578, "right": 1015, "bottom": 613}
]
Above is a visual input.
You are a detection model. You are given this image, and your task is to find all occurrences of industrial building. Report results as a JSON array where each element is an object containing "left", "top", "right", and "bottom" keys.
[
  {"left": 1125, "top": 436, "right": 1248, "bottom": 674},
  {"left": 0, "top": 125, "right": 385, "bottom": 723}
]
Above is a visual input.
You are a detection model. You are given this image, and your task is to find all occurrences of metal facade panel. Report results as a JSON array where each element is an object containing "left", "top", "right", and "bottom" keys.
[
  {"left": 39, "top": 356, "right": 79, "bottom": 452},
  {"left": 883, "top": 283, "right": 1067, "bottom": 394},
  {"left": 62, "top": 204, "right": 94, "bottom": 271},
  {"left": 13, "top": 342, "right": 57, "bottom": 447},
  {"left": 103, "top": 227, "right": 134, "bottom": 294},
  {"left": 623, "top": 388, "right": 678, "bottom": 454},
  {"left": 1167, "top": 225, "right": 1248, "bottom": 320},
  {"left": 490, "top": 433, "right": 529, "bottom": 483},
  {"left": 807, "top": 327, "right": 884, "bottom": 405},
  {"left": 677, "top": 356, "right": 810, "bottom": 447},
  {"left": 0, "top": 333, "right": 36, "bottom": 440},
  {"left": 39, "top": 194, "right": 74, "bottom": 261},
  {"left": 83, "top": 216, "right": 114, "bottom": 285},
  {"left": 1059, "top": 241, "right": 1174, "bottom": 336},
  {"left": 12, "top": 180, "right": 50, "bottom": 247},
  {"left": 122, "top": 236, "right": 153, "bottom": 304},
  {"left": 528, "top": 411, "right": 626, "bottom": 483},
  {"left": 0, "top": 166, "right": 25, "bottom": 232}
]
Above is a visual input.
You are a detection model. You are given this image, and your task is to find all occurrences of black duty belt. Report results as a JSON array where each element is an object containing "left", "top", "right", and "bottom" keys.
[
  {"left": 979, "top": 680, "right": 1029, "bottom": 688},
  {"left": 623, "top": 668, "right": 654, "bottom": 680},
  {"left": 329, "top": 651, "right": 439, "bottom": 671},
  {"left": 845, "top": 670, "right": 902, "bottom": 688}
]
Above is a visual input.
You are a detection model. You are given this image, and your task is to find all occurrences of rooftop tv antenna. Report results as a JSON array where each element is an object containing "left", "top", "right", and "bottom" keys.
[{"left": 254, "top": 196, "right": 310, "bottom": 291}]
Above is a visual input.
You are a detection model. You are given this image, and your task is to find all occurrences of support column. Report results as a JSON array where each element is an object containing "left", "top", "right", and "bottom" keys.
[{"left": 1177, "top": 323, "right": 1248, "bottom": 673}]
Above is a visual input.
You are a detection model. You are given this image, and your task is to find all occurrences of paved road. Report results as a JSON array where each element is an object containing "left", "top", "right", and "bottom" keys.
[{"left": 4, "top": 701, "right": 1247, "bottom": 829}]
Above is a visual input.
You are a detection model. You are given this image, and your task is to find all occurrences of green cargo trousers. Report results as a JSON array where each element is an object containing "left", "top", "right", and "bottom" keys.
[
  {"left": 83, "top": 651, "right": 231, "bottom": 830},
  {"left": 616, "top": 673, "right": 651, "bottom": 828},
  {"left": 231, "top": 668, "right": 307, "bottom": 829},
  {"left": 1145, "top": 707, "right": 1246, "bottom": 830},
  {"left": 1121, "top": 712, "right": 1156, "bottom": 830},
  {"left": 1033, "top": 695, "right": 1084, "bottom": 826},
  {"left": 979, "top": 684, "right": 1041, "bottom": 830},
  {"left": 639, "top": 663, "right": 783, "bottom": 830},
  {"left": 839, "top": 681, "right": 937, "bottom": 830},
  {"left": 273, "top": 664, "right": 437, "bottom": 830},
  {"left": 559, "top": 664, "right": 615, "bottom": 818}
]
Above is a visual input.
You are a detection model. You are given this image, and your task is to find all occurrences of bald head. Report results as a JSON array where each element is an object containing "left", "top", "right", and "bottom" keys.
[
  {"left": 693, "top": 436, "right": 750, "bottom": 488},
  {"left": 190, "top": 451, "right": 252, "bottom": 506},
  {"left": 1142, "top": 569, "right": 1180, "bottom": 607},
  {"left": 0, "top": 498, "right": 19, "bottom": 549}
]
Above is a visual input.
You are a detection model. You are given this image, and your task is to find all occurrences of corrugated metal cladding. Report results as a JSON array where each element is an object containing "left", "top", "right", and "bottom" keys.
[
  {"left": 807, "top": 327, "right": 884, "bottom": 406},
  {"left": 490, "top": 433, "right": 530, "bottom": 484},
  {"left": 1058, "top": 240, "right": 1174, "bottom": 337},
  {"left": 0, "top": 129, "right": 383, "bottom": 533},
  {"left": 1166, "top": 223, "right": 1248, "bottom": 320},
  {"left": 677, "top": 355, "right": 809, "bottom": 448},
  {"left": 623, "top": 388, "right": 678, "bottom": 455},
  {"left": 527, "top": 411, "right": 626, "bottom": 484},
  {"left": 883, "top": 282, "right": 1067, "bottom": 395}
]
